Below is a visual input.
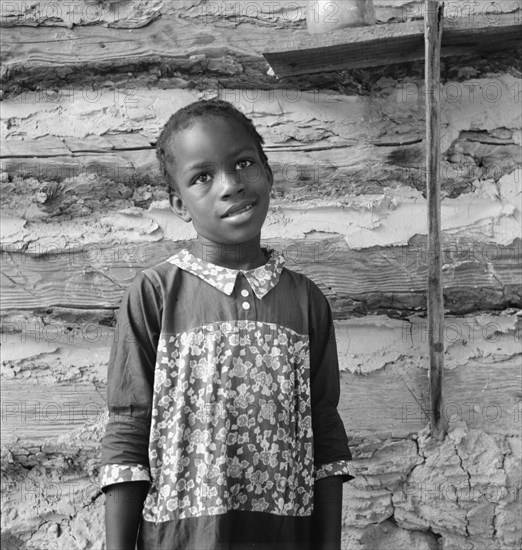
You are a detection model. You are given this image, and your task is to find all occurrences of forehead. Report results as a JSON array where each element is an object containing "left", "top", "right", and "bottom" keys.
[{"left": 167, "top": 116, "right": 258, "bottom": 162}]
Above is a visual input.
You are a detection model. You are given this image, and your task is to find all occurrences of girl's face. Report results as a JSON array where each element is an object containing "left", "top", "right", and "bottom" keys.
[{"left": 167, "top": 116, "right": 273, "bottom": 247}]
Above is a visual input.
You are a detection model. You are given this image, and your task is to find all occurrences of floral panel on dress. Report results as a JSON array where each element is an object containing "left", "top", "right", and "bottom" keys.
[
  {"left": 100, "top": 464, "right": 151, "bottom": 488},
  {"left": 143, "top": 320, "right": 313, "bottom": 522}
]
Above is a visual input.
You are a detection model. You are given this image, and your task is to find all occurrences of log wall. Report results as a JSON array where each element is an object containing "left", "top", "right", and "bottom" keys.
[{"left": 1, "top": 1, "right": 521, "bottom": 549}]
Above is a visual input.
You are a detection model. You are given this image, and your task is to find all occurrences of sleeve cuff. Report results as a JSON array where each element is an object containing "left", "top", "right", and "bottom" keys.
[
  {"left": 100, "top": 463, "right": 151, "bottom": 490},
  {"left": 315, "top": 460, "right": 355, "bottom": 482}
]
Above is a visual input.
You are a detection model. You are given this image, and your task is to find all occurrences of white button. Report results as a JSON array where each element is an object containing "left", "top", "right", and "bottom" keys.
[
  {"left": 241, "top": 289, "right": 249, "bottom": 297},
  {"left": 242, "top": 302, "right": 250, "bottom": 310}
]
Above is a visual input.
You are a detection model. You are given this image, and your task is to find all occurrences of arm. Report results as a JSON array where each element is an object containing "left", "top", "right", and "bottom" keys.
[
  {"left": 100, "top": 271, "right": 162, "bottom": 548},
  {"left": 105, "top": 481, "right": 150, "bottom": 550},
  {"left": 312, "top": 476, "right": 343, "bottom": 550},
  {"left": 308, "top": 281, "right": 353, "bottom": 547}
]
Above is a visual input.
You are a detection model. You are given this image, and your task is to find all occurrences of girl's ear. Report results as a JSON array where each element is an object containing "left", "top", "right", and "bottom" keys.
[{"left": 169, "top": 192, "right": 192, "bottom": 222}]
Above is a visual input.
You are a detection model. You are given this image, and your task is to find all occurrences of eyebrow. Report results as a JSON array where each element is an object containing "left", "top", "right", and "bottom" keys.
[
  {"left": 185, "top": 148, "right": 258, "bottom": 172},
  {"left": 185, "top": 162, "right": 215, "bottom": 172}
]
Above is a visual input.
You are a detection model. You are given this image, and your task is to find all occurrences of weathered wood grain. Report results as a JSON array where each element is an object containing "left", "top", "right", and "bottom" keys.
[
  {"left": 1, "top": 3, "right": 520, "bottom": 548},
  {"left": 1, "top": 5, "right": 521, "bottom": 94},
  {"left": 2, "top": 357, "right": 519, "bottom": 444},
  {"left": 0, "top": 134, "right": 152, "bottom": 158},
  {"left": 2, "top": 0, "right": 518, "bottom": 29},
  {"left": 425, "top": 0, "right": 445, "bottom": 439},
  {"left": 0, "top": 139, "right": 422, "bottom": 195},
  {"left": 2, "top": 132, "right": 520, "bottom": 208},
  {"left": 264, "top": 14, "right": 522, "bottom": 77},
  {"left": 2, "top": 75, "right": 520, "bottom": 208},
  {"left": 1, "top": 238, "right": 520, "bottom": 316},
  {"left": 0, "top": 0, "right": 163, "bottom": 28},
  {"left": 0, "top": 13, "right": 278, "bottom": 93},
  {"left": 1, "top": 383, "right": 106, "bottom": 441},
  {"left": 340, "top": 358, "right": 521, "bottom": 438}
]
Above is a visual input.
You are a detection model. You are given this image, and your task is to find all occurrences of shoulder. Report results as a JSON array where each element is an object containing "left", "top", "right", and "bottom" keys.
[
  {"left": 143, "top": 257, "right": 180, "bottom": 284},
  {"left": 280, "top": 265, "right": 329, "bottom": 305},
  {"left": 125, "top": 256, "right": 183, "bottom": 302}
]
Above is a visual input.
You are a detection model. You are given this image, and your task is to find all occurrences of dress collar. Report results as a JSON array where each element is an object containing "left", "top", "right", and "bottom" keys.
[{"left": 166, "top": 248, "right": 285, "bottom": 299}]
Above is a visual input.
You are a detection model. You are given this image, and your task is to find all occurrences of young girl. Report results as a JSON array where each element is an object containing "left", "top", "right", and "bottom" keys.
[{"left": 100, "top": 99, "right": 353, "bottom": 550}]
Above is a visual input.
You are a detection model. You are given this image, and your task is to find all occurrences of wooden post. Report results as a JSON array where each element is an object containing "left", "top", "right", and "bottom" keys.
[{"left": 425, "top": 0, "right": 446, "bottom": 440}]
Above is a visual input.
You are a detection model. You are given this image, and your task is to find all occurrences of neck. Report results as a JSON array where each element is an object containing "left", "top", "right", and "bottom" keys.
[{"left": 191, "top": 237, "right": 266, "bottom": 270}]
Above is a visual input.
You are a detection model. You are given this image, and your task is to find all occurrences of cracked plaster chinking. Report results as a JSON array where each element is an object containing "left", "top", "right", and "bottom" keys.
[
  {"left": 343, "top": 425, "right": 521, "bottom": 550},
  {"left": 2, "top": 80, "right": 520, "bottom": 195},
  {"left": 1, "top": 420, "right": 106, "bottom": 550},
  {"left": 2, "top": 428, "right": 519, "bottom": 549},
  {"left": 337, "top": 313, "right": 522, "bottom": 374},
  {"left": 1, "top": 170, "right": 520, "bottom": 252},
  {"left": 2, "top": 81, "right": 520, "bottom": 256},
  {"left": 3, "top": 82, "right": 520, "bottom": 146}
]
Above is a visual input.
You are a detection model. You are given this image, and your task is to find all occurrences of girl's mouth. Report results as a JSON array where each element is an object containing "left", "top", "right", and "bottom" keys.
[{"left": 222, "top": 202, "right": 255, "bottom": 218}]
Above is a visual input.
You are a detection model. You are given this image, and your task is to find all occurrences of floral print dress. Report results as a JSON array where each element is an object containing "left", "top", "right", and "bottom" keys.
[{"left": 100, "top": 249, "right": 353, "bottom": 549}]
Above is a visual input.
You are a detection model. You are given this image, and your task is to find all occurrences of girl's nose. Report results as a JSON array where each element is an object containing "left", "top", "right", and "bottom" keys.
[{"left": 219, "top": 169, "right": 244, "bottom": 197}]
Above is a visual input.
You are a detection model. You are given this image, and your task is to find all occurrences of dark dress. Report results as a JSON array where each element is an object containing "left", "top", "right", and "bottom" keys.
[{"left": 101, "top": 249, "right": 353, "bottom": 550}]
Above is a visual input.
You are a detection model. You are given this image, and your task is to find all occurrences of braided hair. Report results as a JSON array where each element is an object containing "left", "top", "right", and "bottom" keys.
[{"left": 156, "top": 99, "right": 268, "bottom": 195}]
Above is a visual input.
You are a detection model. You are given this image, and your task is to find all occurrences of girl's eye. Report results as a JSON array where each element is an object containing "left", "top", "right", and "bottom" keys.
[
  {"left": 194, "top": 173, "right": 211, "bottom": 184},
  {"left": 236, "top": 159, "right": 253, "bottom": 170}
]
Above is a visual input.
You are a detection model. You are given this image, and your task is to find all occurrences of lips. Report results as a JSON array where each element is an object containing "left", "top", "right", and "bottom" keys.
[{"left": 222, "top": 201, "right": 256, "bottom": 218}]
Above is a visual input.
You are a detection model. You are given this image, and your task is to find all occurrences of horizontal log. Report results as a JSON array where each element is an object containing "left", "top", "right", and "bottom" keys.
[
  {"left": 1, "top": 237, "right": 520, "bottom": 318},
  {"left": 2, "top": 134, "right": 519, "bottom": 210},
  {"left": 1, "top": 4, "right": 521, "bottom": 94},
  {"left": 2, "top": 0, "right": 518, "bottom": 29},
  {"left": 2, "top": 78, "right": 520, "bottom": 210},
  {"left": 3, "top": 311, "right": 519, "bottom": 372},
  {"left": 1, "top": 383, "right": 105, "bottom": 441},
  {"left": 3, "top": 176, "right": 519, "bottom": 256},
  {"left": 264, "top": 14, "right": 522, "bottom": 77},
  {"left": 341, "top": 358, "right": 521, "bottom": 438},
  {"left": 0, "top": 0, "right": 164, "bottom": 28},
  {"left": 0, "top": 307, "right": 116, "bottom": 332},
  {"left": 1, "top": 140, "right": 426, "bottom": 199},
  {"left": 0, "top": 134, "right": 152, "bottom": 158},
  {"left": 0, "top": 13, "right": 280, "bottom": 93},
  {"left": 2, "top": 356, "right": 519, "bottom": 443}
]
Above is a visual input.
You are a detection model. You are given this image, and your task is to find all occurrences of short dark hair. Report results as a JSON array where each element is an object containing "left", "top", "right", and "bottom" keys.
[{"left": 156, "top": 99, "right": 268, "bottom": 195}]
